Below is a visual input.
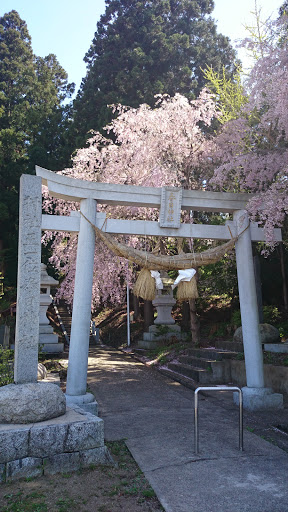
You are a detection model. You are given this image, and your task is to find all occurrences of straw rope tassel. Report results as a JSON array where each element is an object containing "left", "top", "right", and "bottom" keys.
[
  {"left": 175, "top": 238, "right": 199, "bottom": 301},
  {"left": 176, "top": 276, "right": 199, "bottom": 301},
  {"left": 133, "top": 268, "right": 156, "bottom": 301}
]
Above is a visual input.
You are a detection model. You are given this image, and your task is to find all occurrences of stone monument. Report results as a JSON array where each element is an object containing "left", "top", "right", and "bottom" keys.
[{"left": 39, "top": 264, "right": 64, "bottom": 354}]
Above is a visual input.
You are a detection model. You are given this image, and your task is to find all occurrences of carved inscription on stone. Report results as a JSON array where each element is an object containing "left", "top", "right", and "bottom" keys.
[
  {"left": 159, "top": 187, "right": 182, "bottom": 228},
  {"left": 14, "top": 175, "right": 42, "bottom": 384}
]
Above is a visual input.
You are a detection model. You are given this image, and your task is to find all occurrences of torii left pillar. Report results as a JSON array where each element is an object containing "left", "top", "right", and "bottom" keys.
[{"left": 65, "top": 198, "right": 98, "bottom": 414}]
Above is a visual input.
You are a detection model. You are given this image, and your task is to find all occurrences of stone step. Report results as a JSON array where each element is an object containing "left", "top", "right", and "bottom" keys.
[
  {"left": 58, "top": 317, "right": 71, "bottom": 324},
  {"left": 158, "top": 367, "right": 198, "bottom": 390},
  {"left": 186, "top": 348, "right": 238, "bottom": 361},
  {"left": 55, "top": 306, "right": 72, "bottom": 340},
  {"left": 57, "top": 311, "right": 71, "bottom": 317},
  {"left": 178, "top": 355, "right": 214, "bottom": 369},
  {"left": 57, "top": 313, "right": 72, "bottom": 322},
  {"left": 214, "top": 340, "right": 244, "bottom": 352},
  {"left": 167, "top": 362, "right": 210, "bottom": 383},
  {"left": 40, "top": 343, "right": 64, "bottom": 354},
  {"left": 168, "top": 356, "right": 232, "bottom": 384}
]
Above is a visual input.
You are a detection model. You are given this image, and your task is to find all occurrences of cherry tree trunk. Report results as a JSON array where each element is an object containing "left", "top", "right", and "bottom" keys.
[
  {"left": 182, "top": 301, "right": 190, "bottom": 331},
  {"left": 279, "top": 243, "right": 288, "bottom": 312},
  {"left": 132, "top": 293, "right": 141, "bottom": 320},
  {"left": 189, "top": 299, "right": 200, "bottom": 344},
  {"left": 253, "top": 254, "right": 264, "bottom": 323},
  {"left": 144, "top": 300, "right": 154, "bottom": 331},
  {"left": 0, "top": 240, "right": 4, "bottom": 275}
]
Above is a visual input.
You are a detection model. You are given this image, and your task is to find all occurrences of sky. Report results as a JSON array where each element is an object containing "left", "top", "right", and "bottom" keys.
[{"left": 0, "top": 0, "right": 283, "bottom": 97}]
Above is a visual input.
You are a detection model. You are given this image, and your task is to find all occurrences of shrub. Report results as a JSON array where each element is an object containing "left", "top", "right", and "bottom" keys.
[
  {"left": 0, "top": 346, "right": 14, "bottom": 386},
  {"left": 231, "top": 310, "right": 241, "bottom": 328},
  {"left": 262, "top": 306, "right": 281, "bottom": 324}
]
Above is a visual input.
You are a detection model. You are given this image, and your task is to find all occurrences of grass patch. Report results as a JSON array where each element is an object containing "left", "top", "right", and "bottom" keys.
[
  {"left": 0, "top": 440, "right": 163, "bottom": 512},
  {"left": 2, "top": 490, "right": 48, "bottom": 512}
]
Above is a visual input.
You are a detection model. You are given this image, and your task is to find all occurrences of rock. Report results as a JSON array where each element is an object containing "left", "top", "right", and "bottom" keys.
[
  {"left": 64, "top": 416, "right": 104, "bottom": 452},
  {"left": 37, "top": 363, "right": 47, "bottom": 380},
  {"left": 6, "top": 457, "right": 43, "bottom": 482},
  {"left": 233, "top": 323, "right": 280, "bottom": 345},
  {"left": 43, "top": 452, "right": 80, "bottom": 476},
  {"left": 0, "top": 382, "right": 66, "bottom": 424},
  {"left": 29, "top": 423, "right": 68, "bottom": 457},
  {"left": 0, "top": 428, "right": 29, "bottom": 463}
]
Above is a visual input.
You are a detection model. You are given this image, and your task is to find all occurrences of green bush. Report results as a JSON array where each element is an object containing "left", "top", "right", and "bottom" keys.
[
  {"left": 262, "top": 306, "right": 281, "bottom": 324},
  {"left": 231, "top": 310, "right": 241, "bottom": 328},
  {"left": 214, "top": 323, "right": 229, "bottom": 337},
  {"left": 154, "top": 325, "right": 171, "bottom": 338},
  {"left": 277, "top": 320, "right": 288, "bottom": 339},
  {"left": 0, "top": 346, "right": 14, "bottom": 386}
]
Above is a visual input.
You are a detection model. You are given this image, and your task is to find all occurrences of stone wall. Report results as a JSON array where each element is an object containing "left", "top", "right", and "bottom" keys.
[
  {"left": 0, "top": 406, "right": 113, "bottom": 483},
  {"left": 231, "top": 361, "right": 288, "bottom": 395}
]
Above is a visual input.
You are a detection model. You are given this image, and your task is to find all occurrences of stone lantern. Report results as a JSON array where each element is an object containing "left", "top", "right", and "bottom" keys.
[
  {"left": 138, "top": 271, "right": 183, "bottom": 348},
  {"left": 39, "top": 264, "right": 63, "bottom": 353},
  {"left": 153, "top": 272, "right": 176, "bottom": 325}
]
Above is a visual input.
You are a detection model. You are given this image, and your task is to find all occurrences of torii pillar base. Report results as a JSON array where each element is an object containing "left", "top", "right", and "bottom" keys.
[
  {"left": 65, "top": 392, "right": 98, "bottom": 416},
  {"left": 234, "top": 387, "right": 283, "bottom": 411}
]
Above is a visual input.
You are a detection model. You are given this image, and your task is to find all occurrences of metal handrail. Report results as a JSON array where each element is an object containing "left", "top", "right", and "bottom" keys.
[
  {"left": 194, "top": 386, "right": 243, "bottom": 454},
  {"left": 51, "top": 298, "right": 70, "bottom": 346},
  {"left": 90, "top": 321, "right": 100, "bottom": 344}
]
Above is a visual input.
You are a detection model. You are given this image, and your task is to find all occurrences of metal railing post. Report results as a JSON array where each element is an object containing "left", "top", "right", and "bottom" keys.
[{"left": 194, "top": 386, "right": 243, "bottom": 454}]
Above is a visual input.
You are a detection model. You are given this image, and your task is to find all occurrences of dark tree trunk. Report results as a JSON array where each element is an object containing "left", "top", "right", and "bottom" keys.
[
  {"left": 144, "top": 300, "right": 154, "bottom": 331},
  {"left": 189, "top": 299, "right": 200, "bottom": 344},
  {"left": 132, "top": 293, "right": 141, "bottom": 320},
  {"left": 253, "top": 254, "right": 264, "bottom": 323},
  {"left": 0, "top": 240, "right": 4, "bottom": 275},
  {"left": 279, "top": 243, "right": 288, "bottom": 312},
  {"left": 182, "top": 301, "right": 190, "bottom": 331}
]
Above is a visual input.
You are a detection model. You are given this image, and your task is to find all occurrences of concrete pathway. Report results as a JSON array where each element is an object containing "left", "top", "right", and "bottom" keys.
[{"left": 87, "top": 346, "right": 288, "bottom": 512}]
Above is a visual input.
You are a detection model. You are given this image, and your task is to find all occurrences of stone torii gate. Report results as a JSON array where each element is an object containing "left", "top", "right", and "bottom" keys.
[{"left": 14, "top": 167, "right": 283, "bottom": 411}]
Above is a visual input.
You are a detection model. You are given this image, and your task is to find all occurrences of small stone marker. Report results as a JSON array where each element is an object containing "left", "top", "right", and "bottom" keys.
[
  {"left": 39, "top": 264, "right": 63, "bottom": 353},
  {"left": 0, "top": 325, "right": 10, "bottom": 348}
]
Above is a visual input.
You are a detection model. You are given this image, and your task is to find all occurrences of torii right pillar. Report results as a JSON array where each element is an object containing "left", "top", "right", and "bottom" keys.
[{"left": 234, "top": 210, "right": 283, "bottom": 410}]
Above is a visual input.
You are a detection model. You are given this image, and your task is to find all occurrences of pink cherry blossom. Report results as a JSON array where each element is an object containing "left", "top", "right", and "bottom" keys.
[
  {"left": 211, "top": 15, "right": 288, "bottom": 245},
  {"left": 43, "top": 91, "right": 218, "bottom": 307}
]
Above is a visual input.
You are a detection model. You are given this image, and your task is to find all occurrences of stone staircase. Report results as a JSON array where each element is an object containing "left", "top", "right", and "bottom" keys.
[
  {"left": 51, "top": 300, "right": 99, "bottom": 346},
  {"left": 49, "top": 299, "right": 72, "bottom": 346},
  {"left": 57, "top": 300, "right": 72, "bottom": 342},
  {"left": 161, "top": 340, "right": 244, "bottom": 386}
]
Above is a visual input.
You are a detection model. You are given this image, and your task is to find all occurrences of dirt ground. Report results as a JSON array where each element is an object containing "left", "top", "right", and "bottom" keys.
[{"left": 0, "top": 440, "right": 164, "bottom": 512}]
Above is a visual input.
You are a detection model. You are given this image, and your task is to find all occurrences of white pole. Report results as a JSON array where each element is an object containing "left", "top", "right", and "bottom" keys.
[
  {"left": 234, "top": 210, "right": 264, "bottom": 388},
  {"left": 127, "top": 262, "right": 131, "bottom": 347},
  {"left": 66, "top": 198, "right": 97, "bottom": 397}
]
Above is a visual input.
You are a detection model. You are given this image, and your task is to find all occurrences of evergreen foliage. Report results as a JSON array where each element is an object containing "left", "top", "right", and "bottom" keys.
[
  {"left": 0, "top": 10, "right": 74, "bottom": 284},
  {"left": 72, "top": 0, "right": 237, "bottom": 144}
]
